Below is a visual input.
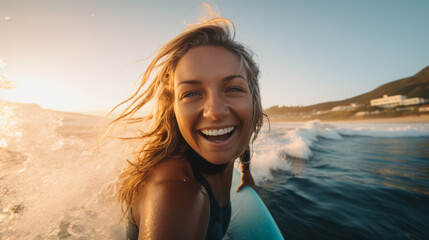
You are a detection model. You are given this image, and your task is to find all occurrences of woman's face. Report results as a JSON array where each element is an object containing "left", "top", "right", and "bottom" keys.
[{"left": 173, "top": 46, "right": 253, "bottom": 165}]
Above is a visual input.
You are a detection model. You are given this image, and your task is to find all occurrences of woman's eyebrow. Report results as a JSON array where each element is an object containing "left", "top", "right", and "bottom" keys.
[
  {"left": 177, "top": 80, "right": 202, "bottom": 86},
  {"left": 177, "top": 75, "right": 246, "bottom": 86},
  {"left": 223, "top": 75, "right": 246, "bottom": 82}
]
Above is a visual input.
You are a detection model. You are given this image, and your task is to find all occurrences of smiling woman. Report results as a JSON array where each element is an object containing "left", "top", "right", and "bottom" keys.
[
  {"left": 174, "top": 46, "right": 254, "bottom": 166},
  {"left": 107, "top": 15, "right": 264, "bottom": 240}
]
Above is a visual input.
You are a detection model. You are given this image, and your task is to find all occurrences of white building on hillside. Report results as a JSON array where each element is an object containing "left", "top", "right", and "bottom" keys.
[
  {"left": 370, "top": 95, "right": 427, "bottom": 108},
  {"left": 370, "top": 95, "right": 405, "bottom": 107},
  {"left": 402, "top": 97, "right": 426, "bottom": 106}
]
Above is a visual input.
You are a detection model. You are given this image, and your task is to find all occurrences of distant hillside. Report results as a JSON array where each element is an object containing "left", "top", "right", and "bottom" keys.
[{"left": 266, "top": 65, "right": 429, "bottom": 114}]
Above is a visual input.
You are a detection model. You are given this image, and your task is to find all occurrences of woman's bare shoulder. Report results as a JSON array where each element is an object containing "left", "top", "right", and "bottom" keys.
[
  {"left": 142, "top": 157, "right": 206, "bottom": 197},
  {"left": 148, "top": 157, "right": 196, "bottom": 183},
  {"left": 131, "top": 157, "right": 210, "bottom": 239},
  {"left": 133, "top": 156, "right": 206, "bottom": 207}
]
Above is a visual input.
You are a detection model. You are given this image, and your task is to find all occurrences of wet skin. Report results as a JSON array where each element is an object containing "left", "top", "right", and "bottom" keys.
[{"left": 173, "top": 46, "right": 253, "bottom": 165}]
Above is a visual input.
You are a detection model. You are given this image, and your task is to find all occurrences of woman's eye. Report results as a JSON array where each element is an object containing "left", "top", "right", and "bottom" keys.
[
  {"left": 182, "top": 91, "right": 199, "bottom": 98},
  {"left": 226, "top": 87, "right": 244, "bottom": 93}
]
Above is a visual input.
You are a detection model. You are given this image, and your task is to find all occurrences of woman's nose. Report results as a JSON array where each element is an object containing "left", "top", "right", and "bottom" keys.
[{"left": 203, "top": 92, "right": 229, "bottom": 120}]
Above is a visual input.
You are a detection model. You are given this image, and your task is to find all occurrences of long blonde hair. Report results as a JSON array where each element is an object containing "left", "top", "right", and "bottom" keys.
[{"left": 109, "top": 17, "right": 264, "bottom": 217}]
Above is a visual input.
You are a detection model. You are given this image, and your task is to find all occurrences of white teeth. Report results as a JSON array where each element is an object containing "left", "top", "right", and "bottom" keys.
[{"left": 201, "top": 127, "right": 234, "bottom": 136}]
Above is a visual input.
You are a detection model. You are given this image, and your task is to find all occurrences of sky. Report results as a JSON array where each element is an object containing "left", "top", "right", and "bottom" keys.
[{"left": 1, "top": 0, "right": 428, "bottom": 115}]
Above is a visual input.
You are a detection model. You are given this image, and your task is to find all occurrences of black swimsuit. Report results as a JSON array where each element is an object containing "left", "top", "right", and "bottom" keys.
[
  {"left": 188, "top": 153, "right": 232, "bottom": 239},
  {"left": 126, "top": 152, "right": 231, "bottom": 240}
]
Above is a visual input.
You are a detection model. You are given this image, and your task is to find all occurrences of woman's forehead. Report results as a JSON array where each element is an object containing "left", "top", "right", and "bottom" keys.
[{"left": 174, "top": 46, "right": 246, "bottom": 83}]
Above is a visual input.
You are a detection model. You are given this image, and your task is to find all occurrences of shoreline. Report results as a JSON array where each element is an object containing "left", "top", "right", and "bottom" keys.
[{"left": 268, "top": 115, "right": 429, "bottom": 124}]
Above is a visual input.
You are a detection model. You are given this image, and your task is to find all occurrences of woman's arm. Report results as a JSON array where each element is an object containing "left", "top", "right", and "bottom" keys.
[{"left": 133, "top": 179, "right": 210, "bottom": 240}]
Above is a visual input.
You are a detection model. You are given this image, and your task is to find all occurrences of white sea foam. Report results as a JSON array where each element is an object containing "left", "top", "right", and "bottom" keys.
[{"left": 249, "top": 129, "right": 292, "bottom": 183}]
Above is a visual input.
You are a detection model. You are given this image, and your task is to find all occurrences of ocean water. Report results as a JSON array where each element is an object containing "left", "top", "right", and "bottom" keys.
[
  {"left": 1, "top": 100, "right": 429, "bottom": 239},
  {"left": 253, "top": 121, "right": 429, "bottom": 240}
]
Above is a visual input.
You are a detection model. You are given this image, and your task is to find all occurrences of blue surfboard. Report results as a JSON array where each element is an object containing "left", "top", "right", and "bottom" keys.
[{"left": 227, "top": 169, "right": 284, "bottom": 239}]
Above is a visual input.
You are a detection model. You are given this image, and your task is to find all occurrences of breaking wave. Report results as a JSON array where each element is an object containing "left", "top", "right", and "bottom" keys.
[{"left": 249, "top": 120, "right": 429, "bottom": 183}]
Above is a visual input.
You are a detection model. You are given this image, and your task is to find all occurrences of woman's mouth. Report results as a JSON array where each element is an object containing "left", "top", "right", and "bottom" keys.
[{"left": 199, "top": 126, "right": 236, "bottom": 142}]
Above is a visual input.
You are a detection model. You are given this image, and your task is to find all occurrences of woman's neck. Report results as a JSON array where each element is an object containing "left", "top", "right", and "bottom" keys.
[{"left": 187, "top": 148, "right": 229, "bottom": 175}]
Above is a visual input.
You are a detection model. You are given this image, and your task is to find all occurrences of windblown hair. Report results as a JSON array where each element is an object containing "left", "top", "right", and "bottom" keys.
[{"left": 108, "top": 17, "right": 264, "bottom": 217}]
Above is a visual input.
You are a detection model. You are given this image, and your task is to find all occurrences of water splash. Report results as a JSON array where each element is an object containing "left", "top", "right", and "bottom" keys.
[
  {"left": 0, "top": 58, "right": 15, "bottom": 90},
  {"left": 0, "top": 58, "right": 6, "bottom": 69},
  {"left": 0, "top": 101, "right": 134, "bottom": 239}
]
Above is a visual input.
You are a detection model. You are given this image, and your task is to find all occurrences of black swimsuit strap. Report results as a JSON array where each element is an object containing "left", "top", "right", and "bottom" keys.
[
  {"left": 187, "top": 148, "right": 232, "bottom": 239},
  {"left": 187, "top": 148, "right": 230, "bottom": 210},
  {"left": 188, "top": 149, "right": 214, "bottom": 197}
]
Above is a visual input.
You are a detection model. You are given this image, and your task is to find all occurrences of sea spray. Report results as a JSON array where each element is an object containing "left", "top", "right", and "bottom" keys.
[
  {"left": 0, "top": 101, "right": 135, "bottom": 239},
  {"left": 0, "top": 101, "right": 22, "bottom": 148}
]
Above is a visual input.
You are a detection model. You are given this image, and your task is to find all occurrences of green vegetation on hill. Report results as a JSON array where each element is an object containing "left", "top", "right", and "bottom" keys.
[{"left": 265, "top": 65, "right": 429, "bottom": 116}]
